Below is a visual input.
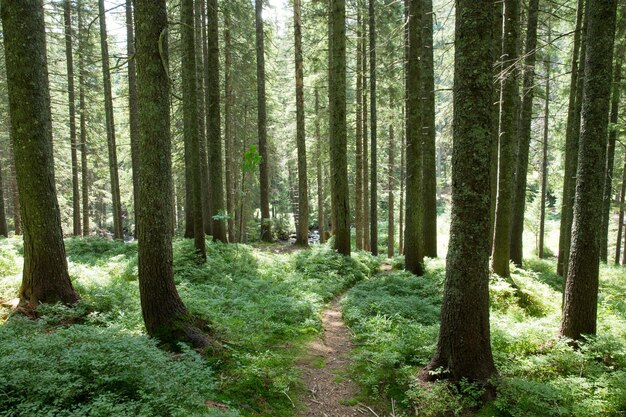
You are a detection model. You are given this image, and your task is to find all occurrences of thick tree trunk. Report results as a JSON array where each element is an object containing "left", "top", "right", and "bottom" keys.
[
  {"left": 329, "top": 0, "right": 350, "bottom": 255},
  {"left": 293, "top": 0, "right": 309, "bottom": 246},
  {"left": 135, "top": 0, "right": 210, "bottom": 349},
  {"left": 561, "top": 0, "right": 618, "bottom": 342},
  {"left": 558, "top": 0, "right": 586, "bottom": 277},
  {"left": 491, "top": 0, "right": 520, "bottom": 278},
  {"left": 77, "top": 0, "right": 89, "bottom": 236},
  {"left": 182, "top": 0, "right": 207, "bottom": 260},
  {"left": 355, "top": 8, "right": 364, "bottom": 251},
  {"left": 64, "top": 0, "right": 81, "bottom": 237},
  {"left": 98, "top": 0, "right": 123, "bottom": 240},
  {"left": 2, "top": 0, "right": 79, "bottom": 306},
  {"left": 224, "top": 10, "right": 235, "bottom": 243},
  {"left": 126, "top": 0, "right": 140, "bottom": 238},
  {"left": 405, "top": 0, "right": 424, "bottom": 275},
  {"left": 539, "top": 37, "right": 551, "bottom": 259},
  {"left": 616, "top": 152, "right": 626, "bottom": 265},
  {"left": 510, "top": 0, "right": 540, "bottom": 266},
  {"left": 315, "top": 88, "right": 325, "bottom": 244},
  {"left": 421, "top": 0, "right": 437, "bottom": 258},
  {"left": 387, "top": 123, "right": 394, "bottom": 258},
  {"left": 369, "top": 0, "right": 378, "bottom": 256},
  {"left": 256, "top": 0, "right": 272, "bottom": 242},
  {"left": 422, "top": 0, "right": 496, "bottom": 386}
]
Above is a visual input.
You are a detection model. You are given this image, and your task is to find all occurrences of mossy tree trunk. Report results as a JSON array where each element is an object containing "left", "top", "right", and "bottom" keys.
[
  {"left": 126, "top": 0, "right": 139, "bottom": 238},
  {"left": 134, "top": 0, "right": 210, "bottom": 349},
  {"left": 329, "top": 0, "right": 350, "bottom": 256},
  {"left": 2, "top": 0, "right": 79, "bottom": 306},
  {"left": 422, "top": 0, "right": 496, "bottom": 386},
  {"left": 561, "top": 0, "right": 618, "bottom": 342}
]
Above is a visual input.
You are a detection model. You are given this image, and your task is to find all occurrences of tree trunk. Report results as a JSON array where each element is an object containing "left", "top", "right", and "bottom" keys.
[
  {"left": 510, "top": 0, "right": 539, "bottom": 266},
  {"left": 399, "top": 110, "right": 405, "bottom": 255},
  {"left": 561, "top": 0, "right": 618, "bottom": 342},
  {"left": 98, "top": 0, "right": 123, "bottom": 240},
  {"left": 369, "top": 0, "right": 378, "bottom": 256},
  {"left": 293, "top": 0, "right": 309, "bottom": 246},
  {"left": 255, "top": 0, "right": 272, "bottom": 242},
  {"left": 182, "top": 0, "right": 207, "bottom": 260},
  {"left": 78, "top": 0, "right": 89, "bottom": 236},
  {"left": 615, "top": 152, "right": 626, "bottom": 265},
  {"left": 421, "top": 0, "right": 437, "bottom": 258},
  {"left": 7, "top": 141, "right": 20, "bottom": 235},
  {"left": 539, "top": 32, "right": 551, "bottom": 259},
  {"left": 355, "top": 7, "right": 364, "bottom": 251},
  {"left": 491, "top": 0, "right": 520, "bottom": 278},
  {"left": 135, "top": 0, "right": 210, "bottom": 349},
  {"left": 405, "top": 0, "right": 424, "bottom": 275},
  {"left": 0, "top": 155, "right": 7, "bottom": 237},
  {"left": 422, "top": 0, "right": 496, "bottom": 386},
  {"left": 329, "top": 0, "right": 350, "bottom": 255},
  {"left": 126, "top": 0, "right": 140, "bottom": 239},
  {"left": 362, "top": 11, "right": 370, "bottom": 252},
  {"left": 558, "top": 0, "right": 586, "bottom": 277},
  {"left": 64, "top": 0, "right": 81, "bottom": 237},
  {"left": 315, "top": 88, "right": 325, "bottom": 244},
  {"left": 489, "top": 0, "right": 503, "bottom": 245},
  {"left": 387, "top": 123, "right": 395, "bottom": 258},
  {"left": 2, "top": 0, "right": 79, "bottom": 305},
  {"left": 224, "top": 10, "right": 235, "bottom": 243}
]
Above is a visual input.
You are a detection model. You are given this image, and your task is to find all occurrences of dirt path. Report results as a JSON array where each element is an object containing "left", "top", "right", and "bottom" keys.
[{"left": 298, "top": 297, "right": 371, "bottom": 417}]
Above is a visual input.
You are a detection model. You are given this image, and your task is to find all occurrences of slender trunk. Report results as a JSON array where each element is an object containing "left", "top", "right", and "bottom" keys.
[
  {"left": 7, "top": 141, "right": 20, "bottom": 235},
  {"left": 0, "top": 156, "right": 7, "bottom": 237},
  {"left": 421, "top": 0, "right": 437, "bottom": 258},
  {"left": 399, "top": 109, "right": 405, "bottom": 255},
  {"left": 77, "top": 0, "right": 89, "bottom": 236},
  {"left": 539, "top": 39, "right": 551, "bottom": 259},
  {"left": 355, "top": 7, "right": 364, "bottom": 250},
  {"left": 510, "top": 0, "right": 539, "bottom": 266},
  {"left": 316, "top": 88, "right": 325, "bottom": 243},
  {"left": 64, "top": 0, "right": 81, "bottom": 236},
  {"left": 126, "top": 0, "right": 140, "bottom": 238},
  {"left": 197, "top": 0, "right": 211, "bottom": 237},
  {"left": 2, "top": 0, "right": 79, "bottom": 305},
  {"left": 224, "top": 10, "right": 235, "bottom": 243},
  {"left": 561, "top": 0, "right": 618, "bottom": 342},
  {"left": 616, "top": 152, "right": 626, "bottom": 265},
  {"left": 558, "top": 0, "right": 585, "bottom": 276},
  {"left": 489, "top": 0, "right": 503, "bottom": 244},
  {"left": 98, "top": 0, "right": 123, "bottom": 240},
  {"left": 387, "top": 123, "right": 394, "bottom": 258},
  {"left": 491, "top": 0, "right": 520, "bottom": 278},
  {"left": 369, "top": 0, "right": 378, "bottom": 256},
  {"left": 238, "top": 106, "right": 249, "bottom": 244},
  {"left": 362, "top": 13, "right": 370, "bottom": 251}
]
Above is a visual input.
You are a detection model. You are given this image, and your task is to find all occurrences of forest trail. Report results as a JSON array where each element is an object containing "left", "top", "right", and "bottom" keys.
[{"left": 298, "top": 297, "right": 368, "bottom": 417}]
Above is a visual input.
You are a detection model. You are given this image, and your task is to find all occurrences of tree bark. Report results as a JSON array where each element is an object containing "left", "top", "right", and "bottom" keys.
[
  {"left": 491, "top": 0, "right": 520, "bottom": 278},
  {"left": 126, "top": 0, "right": 140, "bottom": 238},
  {"left": 405, "top": 0, "right": 424, "bottom": 275},
  {"left": 399, "top": 109, "right": 405, "bottom": 255},
  {"left": 421, "top": 0, "right": 437, "bottom": 258},
  {"left": 329, "top": 0, "right": 350, "bottom": 255},
  {"left": 182, "top": 0, "right": 207, "bottom": 260},
  {"left": 489, "top": 0, "right": 503, "bottom": 245},
  {"left": 197, "top": 0, "right": 212, "bottom": 237},
  {"left": 387, "top": 122, "right": 395, "bottom": 258},
  {"left": 362, "top": 10, "right": 370, "bottom": 251},
  {"left": 369, "top": 0, "right": 379, "bottom": 256},
  {"left": 355, "top": 7, "right": 364, "bottom": 251},
  {"left": 510, "top": 0, "right": 540, "bottom": 266},
  {"left": 98, "top": 0, "right": 123, "bottom": 240},
  {"left": 224, "top": 10, "right": 235, "bottom": 243},
  {"left": 423, "top": 0, "right": 496, "bottom": 385},
  {"left": 7, "top": 141, "right": 20, "bottom": 235},
  {"left": 539, "top": 31, "right": 551, "bottom": 259},
  {"left": 561, "top": 0, "right": 618, "bottom": 342},
  {"left": 315, "top": 88, "right": 325, "bottom": 244},
  {"left": 256, "top": 0, "right": 272, "bottom": 242},
  {"left": 0, "top": 153, "right": 7, "bottom": 237},
  {"left": 616, "top": 152, "right": 626, "bottom": 265},
  {"left": 78, "top": 0, "right": 89, "bottom": 236},
  {"left": 2, "top": 0, "right": 79, "bottom": 305}
]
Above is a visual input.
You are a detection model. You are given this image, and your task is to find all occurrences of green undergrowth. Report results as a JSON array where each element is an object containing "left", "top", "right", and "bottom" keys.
[
  {"left": 342, "top": 256, "right": 626, "bottom": 416},
  {"left": 0, "top": 237, "right": 378, "bottom": 417}
]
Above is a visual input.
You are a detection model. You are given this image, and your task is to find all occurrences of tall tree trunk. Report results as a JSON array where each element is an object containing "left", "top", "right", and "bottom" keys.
[
  {"left": 256, "top": 0, "right": 272, "bottom": 242},
  {"left": 421, "top": 0, "right": 437, "bottom": 258},
  {"left": 561, "top": 0, "right": 618, "bottom": 342},
  {"left": 558, "top": 0, "right": 586, "bottom": 276},
  {"left": 355, "top": 7, "right": 364, "bottom": 251},
  {"left": 369, "top": 0, "right": 378, "bottom": 256},
  {"left": 329, "top": 0, "right": 350, "bottom": 255},
  {"left": 405, "top": 0, "right": 424, "bottom": 275},
  {"left": 64, "top": 0, "right": 81, "bottom": 237},
  {"left": 491, "top": 0, "right": 520, "bottom": 278},
  {"left": 135, "top": 0, "right": 210, "bottom": 349},
  {"left": 489, "top": 0, "right": 503, "bottom": 244},
  {"left": 399, "top": 110, "right": 405, "bottom": 255},
  {"left": 294, "top": 0, "right": 309, "bottom": 246},
  {"left": 601, "top": 53, "right": 623, "bottom": 262},
  {"left": 224, "top": 10, "right": 236, "bottom": 243},
  {"left": 362, "top": 10, "right": 370, "bottom": 251},
  {"left": 78, "top": 0, "right": 89, "bottom": 236},
  {"left": 196, "top": 0, "right": 211, "bottom": 237},
  {"left": 510, "top": 0, "right": 540, "bottom": 266},
  {"left": 126, "top": 0, "right": 140, "bottom": 239},
  {"left": 316, "top": 88, "right": 325, "bottom": 243},
  {"left": 238, "top": 105, "right": 250, "bottom": 244},
  {"left": 182, "top": 0, "right": 207, "bottom": 260},
  {"left": 206, "top": 0, "right": 226, "bottom": 242},
  {"left": 616, "top": 152, "right": 626, "bottom": 265},
  {"left": 98, "top": 0, "right": 123, "bottom": 240},
  {"left": 2, "top": 0, "right": 79, "bottom": 305},
  {"left": 0, "top": 158, "right": 7, "bottom": 237},
  {"left": 422, "top": 0, "right": 496, "bottom": 385},
  {"left": 539, "top": 34, "right": 551, "bottom": 259},
  {"left": 387, "top": 122, "right": 395, "bottom": 258}
]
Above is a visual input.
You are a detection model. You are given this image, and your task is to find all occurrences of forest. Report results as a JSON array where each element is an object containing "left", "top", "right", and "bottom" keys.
[{"left": 0, "top": 0, "right": 625, "bottom": 416}]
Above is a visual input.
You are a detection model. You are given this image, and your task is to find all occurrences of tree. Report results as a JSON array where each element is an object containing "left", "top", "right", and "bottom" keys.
[
  {"left": 200, "top": 0, "right": 213, "bottom": 237},
  {"left": 77, "top": 0, "right": 89, "bottom": 236},
  {"left": 315, "top": 87, "right": 325, "bottom": 243},
  {"left": 387, "top": 122, "right": 395, "bottom": 258},
  {"left": 134, "top": 0, "right": 210, "bottom": 349},
  {"left": 293, "top": 0, "right": 309, "bottom": 246},
  {"left": 491, "top": 0, "right": 520, "bottom": 278},
  {"left": 404, "top": 0, "right": 423, "bottom": 275},
  {"left": 369, "top": 0, "right": 378, "bottom": 256},
  {"left": 1, "top": 0, "right": 79, "bottom": 305},
  {"left": 329, "top": 0, "right": 350, "bottom": 255},
  {"left": 126, "top": 0, "right": 139, "bottom": 238},
  {"left": 616, "top": 152, "right": 626, "bottom": 265},
  {"left": 539, "top": 30, "right": 551, "bottom": 259},
  {"left": 98, "top": 0, "right": 123, "bottom": 240},
  {"left": 182, "top": 0, "right": 207, "bottom": 260},
  {"left": 421, "top": 0, "right": 437, "bottom": 258},
  {"left": 362, "top": 9, "right": 370, "bottom": 251},
  {"left": 224, "top": 9, "right": 236, "bottom": 243},
  {"left": 561, "top": 0, "right": 618, "bottom": 342},
  {"left": 256, "top": 0, "right": 272, "bottom": 242},
  {"left": 0, "top": 161, "right": 7, "bottom": 237},
  {"left": 510, "top": 0, "right": 540, "bottom": 266},
  {"left": 422, "top": 0, "right": 496, "bottom": 386},
  {"left": 489, "top": 0, "right": 503, "bottom": 243},
  {"left": 355, "top": 7, "right": 364, "bottom": 251}
]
